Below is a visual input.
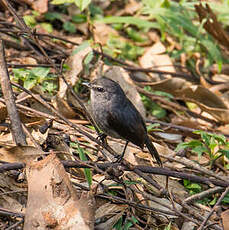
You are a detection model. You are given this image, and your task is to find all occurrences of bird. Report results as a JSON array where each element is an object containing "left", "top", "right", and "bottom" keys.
[{"left": 83, "top": 77, "right": 162, "bottom": 166}]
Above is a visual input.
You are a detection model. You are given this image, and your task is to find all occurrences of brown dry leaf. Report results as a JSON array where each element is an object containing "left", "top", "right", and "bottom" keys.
[
  {"left": 21, "top": 0, "right": 48, "bottom": 13},
  {"left": 124, "top": 0, "right": 142, "bottom": 15},
  {"left": 0, "top": 146, "right": 44, "bottom": 164},
  {"left": 53, "top": 44, "right": 92, "bottom": 117},
  {"left": 146, "top": 77, "right": 188, "bottom": 93},
  {"left": 52, "top": 95, "right": 78, "bottom": 119},
  {"left": 148, "top": 78, "right": 229, "bottom": 123},
  {"left": 20, "top": 57, "right": 37, "bottom": 65},
  {"left": 0, "top": 193, "right": 25, "bottom": 213},
  {"left": 32, "top": 0, "right": 48, "bottom": 13},
  {"left": 0, "top": 101, "right": 7, "bottom": 122},
  {"left": 0, "top": 133, "right": 14, "bottom": 147},
  {"left": 0, "top": 173, "right": 26, "bottom": 215},
  {"left": 93, "top": 22, "right": 121, "bottom": 45},
  {"left": 217, "top": 125, "right": 229, "bottom": 136},
  {"left": 179, "top": 85, "right": 227, "bottom": 109},
  {"left": 178, "top": 86, "right": 229, "bottom": 123},
  {"left": 221, "top": 209, "right": 229, "bottom": 230},
  {"left": 58, "top": 45, "right": 92, "bottom": 98},
  {"left": 30, "top": 127, "right": 48, "bottom": 146},
  {"left": 95, "top": 203, "right": 126, "bottom": 230},
  {"left": 139, "top": 41, "right": 176, "bottom": 79},
  {"left": 24, "top": 153, "right": 95, "bottom": 230}
]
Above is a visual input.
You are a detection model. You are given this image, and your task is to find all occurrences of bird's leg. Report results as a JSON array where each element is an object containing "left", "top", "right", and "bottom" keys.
[
  {"left": 115, "top": 141, "right": 129, "bottom": 163},
  {"left": 97, "top": 133, "right": 107, "bottom": 144}
]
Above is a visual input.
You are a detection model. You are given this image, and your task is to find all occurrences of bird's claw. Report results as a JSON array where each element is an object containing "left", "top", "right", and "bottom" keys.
[{"left": 97, "top": 133, "right": 107, "bottom": 143}]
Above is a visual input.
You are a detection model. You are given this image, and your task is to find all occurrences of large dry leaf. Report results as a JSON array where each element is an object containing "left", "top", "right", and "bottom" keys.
[
  {"left": 95, "top": 203, "right": 126, "bottom": 230},
  {"left": 139, "top": 42, "right": 175, "bottom": 80},
  {"left": 21, "top": 0, "right": 48, "bottom": 13},
  {"left": 93, "top": 23, "right": 120, "bottom": 45},
  {"left": 0, "top": 174, "right": 26, "bottom": 213},
  {"left": 24, "top": 153, "right": 95, "bottom": 230},
  {"left": 221, "top": 209, "right": 229, "bottom": 230},
  {"left": 0, "top": 146, "right": 44, "bottom": 163},
  {"left": 59, "top": 45, "right": 92, "bottom": 98},
  {"left": 148, "top": 78, "right": 229, "bottom": 123}
]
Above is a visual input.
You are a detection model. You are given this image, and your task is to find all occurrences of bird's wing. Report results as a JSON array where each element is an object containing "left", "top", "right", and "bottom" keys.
[{"left": 107, "top": 100, "right": 146, "bottom": 148}]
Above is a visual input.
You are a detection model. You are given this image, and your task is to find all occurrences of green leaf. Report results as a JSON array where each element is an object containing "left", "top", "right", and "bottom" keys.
[
  {"left": 151, "top": 102, "right": 167, "bottom": 119},
  {"left": 51, "top": 0, "right": 74, "bottom": 4},
  {"left": 96, "top": 16, "right": 159, "bottom": 29},
  {"left": 24, "top": 78, "right": 37, "bottom": 89},
  {"left": 194, "top": 131, "right": 227, "bottom": 145},
  {"left": 74, "top": 0, "right": 91, "bottom": 11},
  {"left": 201, "top": 39, "right": 223, "bottom": 66},
  {"left": 114, "top": 217, "right": 123, "bottom": 230},
  {"left": 31, "top": 67, "right": 50, "bottom": 81},
  {"left": 125, "top": 28, "right": 147, "bottom": 42},
  {"left": 146, "top": 123, "right": 161, "bottom": 132},
  {"left": 191, "top": 145, "right": 209, "bottom": 158},
  {"left": 63, "top": 21, "right": 76, "bottom": 33},
  {"left": 23, "top": 15, "right": 37, "bottom": 27},
  {"left": 72, "top": 41, "right": 90, "bottom": 55},
  {"left": 187, "top": 183, "right": 201, "bottom": 190},
  {"left": 72, "top": 14, "right": 87, "bottom": 23},
  {"left": 83, "top": 51, "right": 94, "bottom": 75},
  {"left": 77, "top": 143, "right": 92, "bottom": 187},
  {"left": 84, "top": 51, "right": 94, "bottom": 66},
  {"left": 40, "top": 23, "right": 53, "bottom": 33},
  {"left": 222, "top": 193, "right": 229, "bottom": 204},
  {"left": 123, "top": 221, "right": 133, "bottom": 230},
  {"left": 13, "top": 68, "right": 29, "bottom": 80},
  {"left": 209, "top": 197, "right": 217, "bottom": 206},
  {"left": 45, "top": 12, "right": 63, "bottom": 21},
  {"left": 175, "top": 140, "right": 203, "bottom": 152},
  {"left": 152, "top": 90, "right": 174, "bottom": 99},
  {"left": 164, "top": 222, "right": 172, "bottom": 230},
  {"left": 218, "top": 149, "right": 229, "bottom": 159}
]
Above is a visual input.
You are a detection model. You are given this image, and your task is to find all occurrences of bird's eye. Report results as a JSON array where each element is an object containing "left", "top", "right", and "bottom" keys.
[{"left": 96, "top": 87, "right": 105, "bottom": 92}]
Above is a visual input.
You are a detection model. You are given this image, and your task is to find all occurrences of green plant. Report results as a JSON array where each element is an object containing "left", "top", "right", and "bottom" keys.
[
  {"left": 12, "top": 67, "right": 57, "bottom": 94},
  {"left": 51, "top": 0, "right": 91, "bottom": 12},
  {"left": 164, "top": 222, "right": 172, "bottom": 230},
  {"left": 104, "top": 36, "right": 144, "bottom": 61},
  {"left": 183, "top": 179, "right": 229, "bottom": 205},
  {"left": 23, "top": 11, "right": 53, "bottom": 33},
  {"left": 71, "top": 142, "right": 92, "bottom": 188},
  {"left": 141, "top": 0, "right": 224, "bottom": 70},
  {"left": 113, "top": 215, "right": 138, "bottom": 230},
  {"left": 176, "top": 130, "right": 229, "bottom": 167},
  {"left": 141, "top": 86, "right": 173, "bottom": 119}
]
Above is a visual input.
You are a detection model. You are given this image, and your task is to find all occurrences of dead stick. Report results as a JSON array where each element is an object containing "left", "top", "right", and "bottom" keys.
[
  {"left": 0, "top": 40, "right": 26, "bottom": 145},
  {"left": 198, "top": 186, "right": 229, "bottom": 230}
]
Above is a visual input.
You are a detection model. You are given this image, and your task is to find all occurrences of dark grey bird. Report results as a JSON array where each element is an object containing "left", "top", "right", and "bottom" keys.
[{"left": 83, "top": 77, "right": 162, "bottom": 166}]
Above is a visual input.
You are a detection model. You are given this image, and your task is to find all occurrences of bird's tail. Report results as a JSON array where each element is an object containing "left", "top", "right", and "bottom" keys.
[{"left": 145, "top": 136, "right": 162, "bottom": 166}]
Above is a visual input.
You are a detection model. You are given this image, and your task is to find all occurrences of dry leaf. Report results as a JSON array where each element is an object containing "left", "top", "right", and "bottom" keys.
[
  {"left": 221, "top": 209, "right": 229, "bottom": 230},
  {"left": 24, "top": 153, "right": 95, "bottom": 229},
  {"left": 0, "top": 146, "right": 44, "bottom": 163}
]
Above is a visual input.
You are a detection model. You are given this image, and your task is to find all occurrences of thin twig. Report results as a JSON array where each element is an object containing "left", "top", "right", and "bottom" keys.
[{"left": 198, "top": 186, "right": 229, "bottom": 230}]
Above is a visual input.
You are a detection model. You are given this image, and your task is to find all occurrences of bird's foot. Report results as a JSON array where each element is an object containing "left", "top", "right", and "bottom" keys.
[{"left": 96, "top": 133, "right": 107, "bottom": 144}]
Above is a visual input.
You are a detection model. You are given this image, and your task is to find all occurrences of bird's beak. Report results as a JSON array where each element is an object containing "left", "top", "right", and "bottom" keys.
[{"left": 82, "top": 82, "right": 92, "bottom": 88}]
